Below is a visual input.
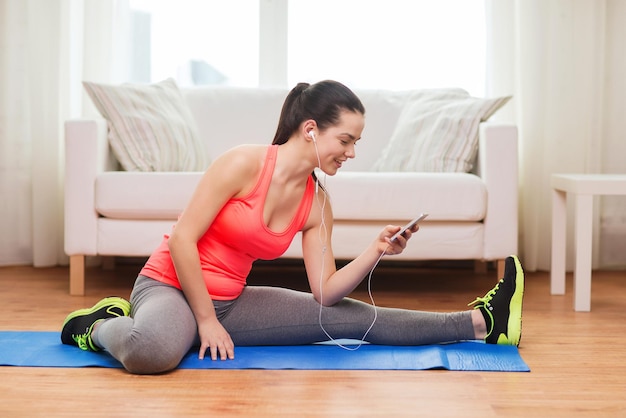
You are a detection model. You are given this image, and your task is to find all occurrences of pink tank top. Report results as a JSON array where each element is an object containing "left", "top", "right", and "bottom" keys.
[{"left": 140, "top": 145, "right": 315, "bottom": 300}]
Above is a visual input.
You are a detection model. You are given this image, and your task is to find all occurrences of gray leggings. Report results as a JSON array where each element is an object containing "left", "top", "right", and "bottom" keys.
[{"left": 92, "top": 275, "right": 475, "bottom": 374}]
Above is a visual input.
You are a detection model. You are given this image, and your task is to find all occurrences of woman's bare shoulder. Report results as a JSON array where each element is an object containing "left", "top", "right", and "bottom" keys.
[
  {"left": 211, "top": 144, "right": 267, "bottom": 171},
  {"left": 203, "top": 145, "right": 269, "bottom": 197}
]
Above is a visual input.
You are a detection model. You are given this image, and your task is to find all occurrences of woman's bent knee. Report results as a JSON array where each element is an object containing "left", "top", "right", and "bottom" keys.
[
  {"left": 120, "top": 344, "right": 186, "bottom": 375},
  {"left": 116, "top": 331, "right": 192, "bottom": 375}
]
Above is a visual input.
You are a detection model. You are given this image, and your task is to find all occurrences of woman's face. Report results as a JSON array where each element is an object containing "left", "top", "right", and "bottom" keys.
[{"left": 316, "top": 110, "right": 365, "bottom": 175}]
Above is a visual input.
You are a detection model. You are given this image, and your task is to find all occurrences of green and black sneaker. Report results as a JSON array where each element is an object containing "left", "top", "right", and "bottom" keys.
[
  {"left": 468, "top": 255, "right": 524, "bottom": 346},
  {"left": 61, "top": 297, "right": 131, "bottom": 351}
]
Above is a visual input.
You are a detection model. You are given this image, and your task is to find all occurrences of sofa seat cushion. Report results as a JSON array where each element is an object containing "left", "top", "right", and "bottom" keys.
[
  {"left": 96, "top": 171, "right": 486, "bottom": 223},
  {"left": 96, "top": 172, "right": 202, "bottom": 219},
  {"left": 324, "top": 172, "right": 486, "bottom": 221}
]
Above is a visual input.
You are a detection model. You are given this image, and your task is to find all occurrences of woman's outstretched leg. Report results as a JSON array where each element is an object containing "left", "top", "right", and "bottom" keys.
[
  {"left": 222, "top": 285, "right": 476, "bottom": 345},
  {"left": 221, "top": 255, "right": 524, "bottom": 347}
]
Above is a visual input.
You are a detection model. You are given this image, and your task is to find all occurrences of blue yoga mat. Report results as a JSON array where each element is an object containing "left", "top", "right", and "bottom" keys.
[{"left": 0, "top": 331, "right": 529, "bottom": 372}]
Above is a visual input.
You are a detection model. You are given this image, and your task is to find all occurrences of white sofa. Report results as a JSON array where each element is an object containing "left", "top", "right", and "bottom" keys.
[{"left": 65, "top": 87, "right": 518, "bottom": 295}]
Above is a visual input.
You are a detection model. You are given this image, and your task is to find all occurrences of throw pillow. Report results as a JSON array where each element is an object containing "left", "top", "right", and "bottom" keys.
[
  {"left": 372, "top": 89, "right": 511, "bottom": 172},
  {"left": 83, "top": 78, "right": 209, "bottom": 172}
]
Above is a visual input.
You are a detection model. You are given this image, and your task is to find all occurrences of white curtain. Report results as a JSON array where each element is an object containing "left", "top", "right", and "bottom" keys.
[
  {"left": 487, "top": 0, "right": 626, "bottom": 271},
  {"left": 0, "top": 0, "right": 127, "bottom": 267}
]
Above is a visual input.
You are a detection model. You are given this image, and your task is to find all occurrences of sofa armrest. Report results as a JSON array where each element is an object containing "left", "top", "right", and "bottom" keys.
[
  {"left": 64, "top": 119, "right": 111, "bottom": 256},
  {"left": 476, "top": 123, "right": 519, "bottom": 260}
]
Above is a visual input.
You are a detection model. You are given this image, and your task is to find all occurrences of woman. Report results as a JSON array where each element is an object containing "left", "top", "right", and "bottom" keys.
[{"left": 61, "top": 80, "right": 524, "bottom": 374}]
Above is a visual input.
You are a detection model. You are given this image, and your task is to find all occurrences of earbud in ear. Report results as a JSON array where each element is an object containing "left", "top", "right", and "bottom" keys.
[{"left": 309, "top": 131, "right": 316, "bottom": 142}]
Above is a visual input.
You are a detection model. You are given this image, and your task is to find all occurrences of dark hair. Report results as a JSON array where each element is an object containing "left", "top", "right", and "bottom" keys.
[{"left": 272, "top": 80, "right": 365, "bottom": 145}]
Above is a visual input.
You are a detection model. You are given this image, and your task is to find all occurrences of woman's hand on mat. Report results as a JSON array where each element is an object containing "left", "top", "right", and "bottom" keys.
[{"left": 197, "top": 317, "right": 235, "bottom": 361}]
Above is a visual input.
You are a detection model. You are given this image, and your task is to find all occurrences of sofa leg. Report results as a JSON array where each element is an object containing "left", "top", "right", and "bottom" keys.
[
  {"left": 496, "top": 259, "right": 505, "bottom": 280},
  {"left": 69, "top": 255, "right": 85, "bottom": 296}
]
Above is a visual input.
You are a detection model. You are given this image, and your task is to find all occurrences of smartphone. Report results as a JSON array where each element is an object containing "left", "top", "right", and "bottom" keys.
[{"left": 390, "top": 213, "right": 429, "bottom": 242}]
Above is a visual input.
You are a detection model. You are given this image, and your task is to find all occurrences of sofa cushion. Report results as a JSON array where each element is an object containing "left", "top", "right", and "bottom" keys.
[
  {"left": 324, "top": 172, "right": 486, "bottom": 221},
  {"left": 83, "top": 78, "right": 209, "bottom": 172},
  {"left": 96, "top": 171, "right": 486, "bottom": 222},
  {"left": 95, "top": 172, "right": 202, "bottom": 219},
  {"left": 372, "top": 89, "right": 510, "bottom": 173}
]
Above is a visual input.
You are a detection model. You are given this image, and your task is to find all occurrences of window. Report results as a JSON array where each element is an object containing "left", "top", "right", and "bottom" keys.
[
  {"left": 129, "top": 0, "right": 259, "bottom": 87},
  {"left": 129, "top": 0, "right": 485, "bottom": 95},
  {"left": 287, "top": 0, "right": 486, "bottom": 95}
]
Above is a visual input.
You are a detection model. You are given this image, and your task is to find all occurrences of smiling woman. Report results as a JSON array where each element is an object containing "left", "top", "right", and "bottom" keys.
[
  {"left": 128, "top": 0, "right": 486, "bottom": 94},
  {"left": 60, "top": 79, "right": 525, "bottom": 375}
]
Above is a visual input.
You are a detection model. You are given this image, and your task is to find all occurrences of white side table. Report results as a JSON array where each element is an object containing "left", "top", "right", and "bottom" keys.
[{"left": 551, "top": 174, "right": 626, "bottom": 311}]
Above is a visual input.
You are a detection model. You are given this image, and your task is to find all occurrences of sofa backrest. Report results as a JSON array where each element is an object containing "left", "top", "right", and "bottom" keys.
[{"left": 181, "top": 87, "right": 413, "bottom": 172}]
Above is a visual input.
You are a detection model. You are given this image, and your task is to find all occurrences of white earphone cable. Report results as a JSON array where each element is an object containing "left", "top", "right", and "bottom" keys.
[{"left": 312, "top": 138, "right": 383, "bottom": 350}]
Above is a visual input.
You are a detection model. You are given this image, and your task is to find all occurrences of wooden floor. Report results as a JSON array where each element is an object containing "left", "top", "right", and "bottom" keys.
[{"left": 1, "top": 261, "right": 625, "bottom": 417}]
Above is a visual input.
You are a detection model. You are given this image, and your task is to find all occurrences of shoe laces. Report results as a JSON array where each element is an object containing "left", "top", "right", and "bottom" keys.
[
  {"left": 71, "top": 320, "right": 101, "bottom": 351},
  {"left": 72, "top": 333, "right": 91, "bottom": 351},
  {"left": 468, "top": 278, "right": 503, "bottom": 309}
]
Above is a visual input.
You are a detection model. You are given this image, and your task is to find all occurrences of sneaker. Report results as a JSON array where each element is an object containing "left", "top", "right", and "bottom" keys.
[
  {"left": 468, "top": 255, "right": 524, "bottom": 346},
  {"left": 61, "top": 297, "right": 131, "bottom": 351}
]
